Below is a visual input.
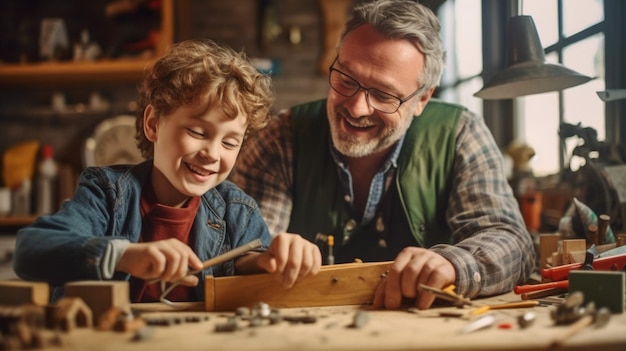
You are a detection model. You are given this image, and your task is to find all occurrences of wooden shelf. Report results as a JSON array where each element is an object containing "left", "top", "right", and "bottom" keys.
[
  {"left": 0, "top": 216, "right": 36, "bottom": 227},
  {"left": 0, "top": 0, "right": 173, "bottom": 87},
  {"left": 0, "top": 59, "right": 155, "bottom": 86}
]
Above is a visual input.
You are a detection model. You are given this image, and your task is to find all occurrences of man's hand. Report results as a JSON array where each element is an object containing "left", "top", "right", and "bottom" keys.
[
  {"left": 255, "top": 233, "right": 322, "bottom": 288},
  {"left": 116, "top": 238, "right": 204, "bottom": 287},
  {"left": 373, "top": 247, "right": 456, "bottom": 310}
]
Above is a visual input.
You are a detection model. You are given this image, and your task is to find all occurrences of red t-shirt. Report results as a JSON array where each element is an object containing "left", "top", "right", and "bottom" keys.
[{"left": 129, "top": 183, "right": 200, "bottom": 302}]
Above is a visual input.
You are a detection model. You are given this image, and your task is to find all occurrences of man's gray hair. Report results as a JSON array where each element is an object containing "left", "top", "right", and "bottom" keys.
[{"left": 339, "top": 0, "right": 445, "bottom": 92}]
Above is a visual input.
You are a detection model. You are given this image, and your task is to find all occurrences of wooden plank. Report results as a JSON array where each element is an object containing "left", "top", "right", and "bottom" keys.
[
  {"left": 204, "top": 275, "right": 215, "bottom": 312},
  {"left": 539, "top": 234, "right": 560, "bottom": 270},
  {"left": 204, "top": 262, "right": 392, "bottom": 311}
]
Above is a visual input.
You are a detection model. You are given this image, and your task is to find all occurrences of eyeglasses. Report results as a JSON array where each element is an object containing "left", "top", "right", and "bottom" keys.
[{"left": 328, "top": 61, "right": 421, "bottom": 114}]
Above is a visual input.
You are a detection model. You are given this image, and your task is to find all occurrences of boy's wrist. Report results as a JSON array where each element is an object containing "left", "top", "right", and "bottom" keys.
[{"left": 102, "top": 239, "right": 131, "bottom": 279}]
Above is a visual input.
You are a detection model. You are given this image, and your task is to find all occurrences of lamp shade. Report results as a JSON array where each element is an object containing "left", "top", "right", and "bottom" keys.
[{"left": 474, "top": 15, "right": 591, "bottom": 99}]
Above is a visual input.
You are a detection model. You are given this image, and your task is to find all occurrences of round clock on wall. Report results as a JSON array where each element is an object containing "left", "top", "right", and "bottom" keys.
[{"left": 83, "top": 115, "right": 145, "bottom": 167}]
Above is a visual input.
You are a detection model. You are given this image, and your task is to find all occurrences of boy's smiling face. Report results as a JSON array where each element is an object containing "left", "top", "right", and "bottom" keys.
[{"left": 144, "top": 96, "right": 248, "bottom": 207}]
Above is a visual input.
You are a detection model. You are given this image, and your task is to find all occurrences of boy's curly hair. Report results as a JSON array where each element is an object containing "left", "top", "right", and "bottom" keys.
[{"left": 135, "top": 39, "right": 275, "bottom": 159}]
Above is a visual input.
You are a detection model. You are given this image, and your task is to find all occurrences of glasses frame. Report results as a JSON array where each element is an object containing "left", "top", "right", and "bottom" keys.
[{"left": 328, "top": 59, "right": 422, "bottom": 114}]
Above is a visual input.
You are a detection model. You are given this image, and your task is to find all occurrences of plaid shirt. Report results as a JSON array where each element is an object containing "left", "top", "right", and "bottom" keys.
[{"left": 230, "top": 106, "right": 536, "bottom": 298}]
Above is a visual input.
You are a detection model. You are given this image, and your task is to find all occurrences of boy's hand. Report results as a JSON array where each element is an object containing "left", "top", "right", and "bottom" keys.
[
  {"left": 256, "top": 233, "right": 322, "bottom": 288},
  {"left": 117, "top": 238, "right": 204, "bottom": 286}
]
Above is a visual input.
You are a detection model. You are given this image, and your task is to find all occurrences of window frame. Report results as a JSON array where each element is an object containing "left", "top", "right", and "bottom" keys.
[{"left": 478, "top": 0, "right": 625, "bottom": 171}]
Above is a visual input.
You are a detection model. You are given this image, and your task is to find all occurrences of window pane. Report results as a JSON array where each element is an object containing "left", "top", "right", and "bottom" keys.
[
  {"left": 522, "top": 0, "right": 558, "bottom": 47},
  {"left": 562, "top": 34, "right": 604, "bottom": 79},
  {"left": 562, "top": 34, "right": 605, "bottom": 136},
  {"left": 563, "top": 0, "right": 603, "bottom": 37},
  {"left": 517, "top": 92, "right": 560, "bottom": 176},
  {"left": 439, "top": 0, "right": 482, "bottom": 85},
  {"left": 440, "top": 77, "right": 483, "bottom": 114},
  {"left": 439, "top": 0, "right": 456, "bottom": 86},
  {"left": 454, "top": 0, "right": 482, "bottom": 77},
  {"left": 438, "top": 0, "right": 483, "bottom": 111}
]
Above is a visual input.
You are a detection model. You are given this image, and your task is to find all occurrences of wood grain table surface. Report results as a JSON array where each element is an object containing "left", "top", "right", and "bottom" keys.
[{"left": 29, "top": 292, "right": 626, "bottom": 351}]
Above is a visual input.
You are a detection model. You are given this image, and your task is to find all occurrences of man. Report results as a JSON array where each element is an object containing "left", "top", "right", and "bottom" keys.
[{"left": 230, "top": 0, "right": 535, "bottom": 309}]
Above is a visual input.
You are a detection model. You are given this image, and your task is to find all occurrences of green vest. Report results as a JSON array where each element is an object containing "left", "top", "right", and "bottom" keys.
[{"left": 288, "top": 99, "right": 465, "bottom": 263}]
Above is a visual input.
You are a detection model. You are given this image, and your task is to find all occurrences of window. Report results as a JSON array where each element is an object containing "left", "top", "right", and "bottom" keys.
[
  {"left": 517, "top": 0, "right": 605, "bottom": 176},
  {"left": 438, "top": 0, "right": 483, "bottom": 115},
  {"left": 439, "top": 0, "right": 606, "bottom": 178}
]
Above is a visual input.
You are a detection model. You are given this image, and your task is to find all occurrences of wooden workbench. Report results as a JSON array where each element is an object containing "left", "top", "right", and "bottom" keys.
[{"left": 30, "top": 292, "right": 626, "bottom": 351}]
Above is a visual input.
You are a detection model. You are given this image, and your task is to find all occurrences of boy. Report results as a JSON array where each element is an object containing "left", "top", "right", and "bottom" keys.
[{"left": 13, "top": 39, "right": 321, "bottom": 302}]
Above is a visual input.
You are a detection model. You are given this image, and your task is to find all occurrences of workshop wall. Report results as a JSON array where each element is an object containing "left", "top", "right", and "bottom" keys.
[{"left": 0, "top": 0, "right": 338, "bottom": 182}]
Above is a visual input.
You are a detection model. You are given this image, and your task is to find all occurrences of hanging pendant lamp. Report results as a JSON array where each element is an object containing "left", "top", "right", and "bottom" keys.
[{"left": 474, "top": 15, "right": 591, "bottom": 99}]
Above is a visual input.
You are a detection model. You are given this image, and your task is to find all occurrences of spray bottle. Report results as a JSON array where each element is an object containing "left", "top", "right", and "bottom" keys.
[{"left": 36, "top": 144, "right": 58, "bottom": 215}]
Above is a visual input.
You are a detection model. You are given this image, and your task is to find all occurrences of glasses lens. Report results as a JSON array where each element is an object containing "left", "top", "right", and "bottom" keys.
[
  {"left": 329, "top": 69, "right": 359, "bottom": 97},
  {"left": 329, "top": 68, "right": 402, "bottom": 114},
  {"left": 367, "top": 90, "right": 401, "bottom": 114}
]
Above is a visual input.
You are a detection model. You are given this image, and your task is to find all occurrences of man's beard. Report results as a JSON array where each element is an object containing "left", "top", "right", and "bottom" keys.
[{"left": 329, "top": 112, "right": 401, "bottom": 158}]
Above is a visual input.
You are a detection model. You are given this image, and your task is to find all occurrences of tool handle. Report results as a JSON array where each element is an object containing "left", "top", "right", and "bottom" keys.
[
  {"left": 514, "top": 280, "right": 569, "bottom": 294},
  {"left": 550, "top": 314, "right": 594, "bottom": 347},
  {"left": 148, "top": 238, "right": 263, "bottom": 285},
  {"left": 521, "top": 287, "right": 568, "bottom": 300},
  {"left": 194, "top": 238, "right": 263, "bottom": 273},
  {"left": 470, "top": 300, "right": 539, "bottom": 316},
  {"left": 541, "top": 252, "right": 626, "bottom": 281},
  {"left": 487, "top": 300, "right": 540, "bottom": 309}
]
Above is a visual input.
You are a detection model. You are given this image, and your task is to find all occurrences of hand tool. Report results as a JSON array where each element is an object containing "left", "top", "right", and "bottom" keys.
[
  {"left": 541, "top": 250, "right": 626, "bottom": 282},
  {"left": 551, "top": 304, "right": 611, "bottom": 347},
  {"left": 148, "top": 238, "right": 263, "bottom": 285},
  {"left": 327, "top": 235, "right": 335, "bottom": 265},
  {"left": 154, "top": 239, "right": 263, "bottom": 307},
  {"left": 420, "top": 284, "right": 541, "bottom": 316},
  {"left": 418, "top": 284, "right": 472, "bottom": 307},
  {"left": 597, "top": 214, "right": 610, "bottom": 244},
  {"left": 520, "top": 287, "right": 568, "bottom": 300},
  {"left": 469, "top": 300, "right": 540, "bottom": 316},
  {"left": 517, "top": 311, "right": 536, "bottom": 329},
  {"left": 459, "top": 314, "right": 496, "bottom": 334},
  {"left": 514, "top": 280, "right": 569, "bottom": 294}
]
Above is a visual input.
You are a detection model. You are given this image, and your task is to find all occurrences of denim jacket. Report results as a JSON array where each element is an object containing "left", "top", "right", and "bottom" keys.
[{"left": 13, "top": 160, "right": 272, "bottom": 301}]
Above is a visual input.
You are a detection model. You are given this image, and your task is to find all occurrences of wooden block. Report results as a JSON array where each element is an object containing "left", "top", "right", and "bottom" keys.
[
  {"left": 0, "top": 280, "right": 49, "bottom": 306},
  {"left": 567, "top": 251, "right": 586, "bottom": 264},
  {"left": 540, "top": 234, "right": 560, "bottom": 270},
  {"left": 562, "top": 239, "right": 586, "bottom": 264},
  {"left": 64, "top": 281, "right": 129, "bottom": 324},
  {"left": 550, "top": 252, "right": 562, "bottom": 268},
  {"left": 568, "top": 271, "right": 625, "bottom": 313},
  {"left": 205, "top": 261, "right": 392, "bottom": 312}
]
